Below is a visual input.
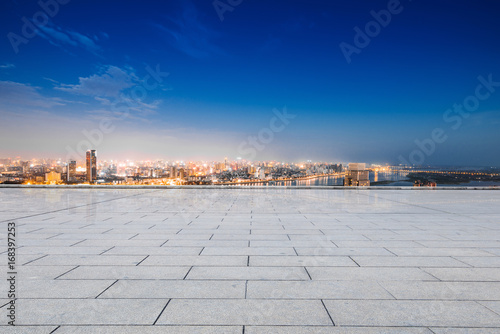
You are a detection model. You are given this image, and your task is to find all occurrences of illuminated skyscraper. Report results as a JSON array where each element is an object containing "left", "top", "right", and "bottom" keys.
[
  {"left": 86, "top": 150, "right": 97, "bottom": 183},
  {"left": 67, "top": 160, "right": 76, "bottom": 182}
]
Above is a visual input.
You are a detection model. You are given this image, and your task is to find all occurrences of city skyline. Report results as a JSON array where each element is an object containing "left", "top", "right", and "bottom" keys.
[{"left": 1, "top": 0, "right": 500, "bottom": 166}]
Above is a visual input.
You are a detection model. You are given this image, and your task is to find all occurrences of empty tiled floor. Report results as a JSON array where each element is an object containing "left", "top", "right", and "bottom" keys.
[{"left": 1, "top": 187, "right": 500, "bottom": 333}]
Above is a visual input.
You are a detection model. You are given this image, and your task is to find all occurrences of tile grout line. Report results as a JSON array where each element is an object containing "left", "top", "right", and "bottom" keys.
[
  {"left": 54, "top": 265, "right": 80, "bottom": 280},
  {"left": 183, "top": 266, "right": 193, "bottom": 280},
  {"left": 348, "top": 256, "right": 360, "bottom": 267},
  {"left": 321, "top": 299, "right": 336, "bottom": 326},
  {"left": 49, "top": 325, "right": 61, "bottom": 333},
  {"left": 136, "top": 255, "right": 150, "bottom": 266},
  {"left": 476, "top": 300, "right": 500, "bottom": 317},
  {"left": 100, "top": 246, "right": 115, "bottom": 255},
  {"left": 22, "top": 254, "right": 48, "bottom": 266},
  {"left": 46, "top": 233, "right": 63, "bottom": 240},
  {"left": 153, "top": 299, "right": 171, "bottom": 325},
  {"left": 70, "top": 239, "right": 87, "bottom": 247},
  {"left": 384, "top": 247, "right": 399, "bottom": 256},
  {"left": 419, "top": 267, "right": 442, "bottom": 281},
  {"left": 304, "top": 267, "right": 312, "bottom": 280},
  {"left": 95, "top": 279, "right": 119, "bottom": 299}
]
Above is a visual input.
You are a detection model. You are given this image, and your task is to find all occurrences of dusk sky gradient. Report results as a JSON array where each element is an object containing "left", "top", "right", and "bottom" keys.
[{"left": 1, "top": 0, "right": 500, "bottom": 166}]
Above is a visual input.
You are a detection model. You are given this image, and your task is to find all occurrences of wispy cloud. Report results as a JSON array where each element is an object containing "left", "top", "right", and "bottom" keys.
[
  {"left": 56, "top": 66, "right": 136, "bottom": 98},
  {"left": 36, "top": 22, "right": 102, "bottom": 56},
  {"left": 0, "top": 63, "right": 15, "bottom": 69},
  {"left": 0, "top": 81, "right": 63, "bottom": 110},
  {"left": 153, "top": 1, "right": 224, "bottom": 58},
  {"left": 56, "top": 65, "right": 161, "bottom": 117}
]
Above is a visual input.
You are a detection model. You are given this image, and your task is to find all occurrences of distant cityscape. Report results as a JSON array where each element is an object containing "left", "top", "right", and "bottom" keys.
[{"left": 1, "top": 150, "right": 499, "bottom": 187}]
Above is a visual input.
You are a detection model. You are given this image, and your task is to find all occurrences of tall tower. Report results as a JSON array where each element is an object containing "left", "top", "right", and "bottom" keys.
[
  {"left": 86, "top": 150, "right": 97, "bottom": 183},
  {"left": 67, "top": 160, "right": 76, "bottom": 182}
]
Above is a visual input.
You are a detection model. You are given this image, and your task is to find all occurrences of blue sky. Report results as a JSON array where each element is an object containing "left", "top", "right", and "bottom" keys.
[{"left": 1, "top": 0, "right": 500, "bottom": 166}]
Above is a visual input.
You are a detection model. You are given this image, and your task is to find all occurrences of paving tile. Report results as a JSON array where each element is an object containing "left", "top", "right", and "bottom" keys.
[
  {"left": 26, "top": 255, "right": 147, "bottom": 266},
  {"left": 245, "top": 326, "right": 433, "bottom": 333},
  {"left": 165, "top": 240, "right": 249, "bottom": 247},
  {"left": 430, "top": 328, "right": 500, "bottom": 334},
  {"left": 306, "top": 267, "right": 438, "bottom": 281},
  {"left": 186, "top": 266, "right": 310, "bottom": 280},
  {"left": 17, "top": 246, "right": 111, "bottom": 255},
  {"left": 157, "top": 299, "right": 332, "bottom": 325},
  {"left": 250, "top": 255, "right": 356, "bottom": 267},
  {"left": 104, "top": 246, "right": 203, "bottom": 255},
  {"left": 77, "top": 240, "right": 167, "bottom": 247},
  {"left": 380, "top": 281, "right": 500, "bottom": 300},
  {"left": 16, "top": 299, "right": 168, "bottom": 325},
  {"left": 290, "top": 235, "right": 369, "bottom": 241},
  {"left": 423, "top": 268, "right": 500, "bottom": 282},
  {"left": 210, "top": 234, "right": 292, "bottom": 241},
  {"left": 323, "top": 300, "right": 500, "bottom": 327},
  {"left": 0, "top": 326, "right": 59, "bottom": 333},
  {"left": 333, "top": 241, "right": 424, "bottom": 248},
  {"left": 247, "top": 280, "right": 394, "bottom": 299},
  {"left": 454, "top": 257, "right": 500, "bottom": 268},
  {"left": 54, "top": 326, "right": 243, "bottom": 334},
  {"left": 141, "top": 255, "right": 247, "bottom": 266},
  {"left": 351, "top": 256, "right": 471, "bottom": 267},
  {"left": 16, "top": 265, "right": 76, "bottom": 279},
  {"left": 418, "top": 241, "right": 500, "bottom": 248},
  {"left": 18, "top": 279, "right": 115, "bottom": 298},
  {"left": 99, "top": 280, "right": 245, "bottom": 299},
  {"left": 295, "top": 247, "right": 393, "bottom": 256},
  {"left": 387, "top": 247, "right": 495, "bottom": 257},
  {"left": 59, "top": 265, "right": 190, "bottom": 280},
  {"left": 201, "top": 247, "right": 296, "bottom": 256}
]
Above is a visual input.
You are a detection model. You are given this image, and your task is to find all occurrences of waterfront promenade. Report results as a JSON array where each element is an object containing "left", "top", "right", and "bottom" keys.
[{"left": 1, "top": 187, "right": 500, "bottom": 333}]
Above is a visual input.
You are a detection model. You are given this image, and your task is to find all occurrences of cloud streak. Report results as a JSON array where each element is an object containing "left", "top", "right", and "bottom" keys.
[
  {"left": 0, "top": 63, "right": 15, "bottom": 69},
  {"left": 56, "top": 66, "right": 136, "bottom": 98},
  {"left": 0, "top": 81, "right": 63, "bottom": 110},
  {"left": 36, "top": 22, "right": 102, "bottom": 55}
]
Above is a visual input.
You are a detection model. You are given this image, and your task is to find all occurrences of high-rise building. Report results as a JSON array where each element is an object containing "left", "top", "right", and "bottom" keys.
[
  {"left": 178, "top": 168, "right": 185, "bottom": 179},
  {"left": 67, "top": 160, "right": 76, "bottom": 182},
  {"left": 344, "top": 163, "right": 370, "bottom": 186},
  {"left": 86, "top": 150, "right": 97, "bottom": 183}
]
